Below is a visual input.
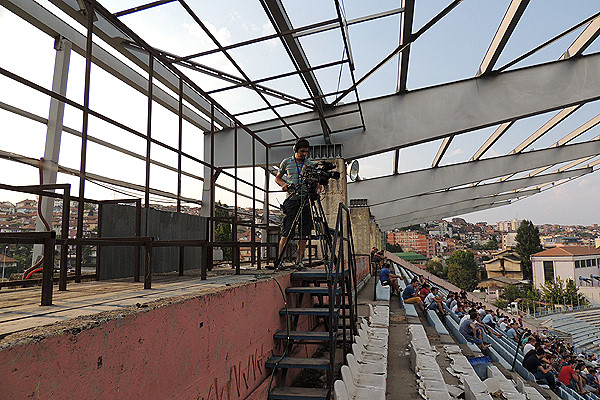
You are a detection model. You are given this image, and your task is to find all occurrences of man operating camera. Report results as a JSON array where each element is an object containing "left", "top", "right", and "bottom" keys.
[{"left": 275, "top": 138, "right": 315, "bottom": 270}]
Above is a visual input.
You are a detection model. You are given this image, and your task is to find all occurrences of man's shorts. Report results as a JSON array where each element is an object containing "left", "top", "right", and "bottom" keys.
[
  {"left": 427, "top": 302, "right": 438, "bottom": 310},
  {"left": 281, "top": 197, "right": 312, "bottom": 239},
  {"left": 465, "top": 335, "right": 483, "bottom": 346},
  {"left": 404, "top": 296, "right": 421, "bottom": 304}
]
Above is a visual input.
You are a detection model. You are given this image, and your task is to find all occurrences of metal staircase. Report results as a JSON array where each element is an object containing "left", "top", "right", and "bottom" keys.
[{"left": 267, "top": 204, "right": 358, "bottom": 400}]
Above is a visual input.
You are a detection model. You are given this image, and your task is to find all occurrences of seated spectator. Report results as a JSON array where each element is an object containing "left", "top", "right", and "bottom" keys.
[
  {"left": 379, "top": 262, "right": 400, "bottom": 295},
  {"left": 559, "top": 359, "right": 587, "bottom": 395},
  {"left": 523, "top": 348, "right": 558, "bottom": 392},
  {"left": 402, "top": 278, "right": 425, "bottom": 311},
  {"left": 584, "top": 367, "right": 600, "bottom": 395},
  {"left": 418, "top": 283, "right": 430, "bottom": 302},
  {"left": 523, "top": 337, "right": 536, "bottom": 358},
  {"left": 424, "top": 287, "right": 446, "bottom": 316},
  {"left": 446, "top": 292, "right": 457, "bottom": 310},
  {"left": 506, "top": 323, "right": 519, "bottom": 342},
  {"left": 482, "top": 309, "right": 495, "bottom": 328},
  {"left": 497, "top": 318, "right": 507, "bottom": 332},
  {"left": 459, "top": 310, "right": 490, "bottom": 351}
]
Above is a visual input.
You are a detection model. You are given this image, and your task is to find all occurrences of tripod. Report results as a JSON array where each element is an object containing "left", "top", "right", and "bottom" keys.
[{"left": 274, "top": 189, "right": 333, "bottom": 270}]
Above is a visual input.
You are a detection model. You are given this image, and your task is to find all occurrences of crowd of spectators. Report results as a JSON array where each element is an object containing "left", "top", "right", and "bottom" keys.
[{"left": 398, "top": 271, "right": 600, "bottom": 396}]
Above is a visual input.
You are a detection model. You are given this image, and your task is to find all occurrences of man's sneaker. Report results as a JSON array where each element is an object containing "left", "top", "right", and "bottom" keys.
[
  {"left": 276, "top": 264, "right": 291, "bottom": 271},
  {"left": 293, "top": 262, "right": 306, "bottom": 271}
]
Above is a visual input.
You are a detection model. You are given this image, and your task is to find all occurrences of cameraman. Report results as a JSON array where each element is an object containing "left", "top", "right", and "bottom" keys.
[{"left": 275, "top": 138, "right": 315, "bottom": 270}]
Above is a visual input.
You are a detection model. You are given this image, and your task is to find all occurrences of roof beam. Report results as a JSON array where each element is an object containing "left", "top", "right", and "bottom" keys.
[
  {"left": 379, "top": 200, "right": 512, "bottom": 230},
  {"left": 260, "top": 0, "right": 331, "bottom": 142},
  {"left": 377, "top": 189, "right": 537, "bottom": 225},
  {"left": 366, "top": 168, "right": 590, "bottom": 220},
  {"left": 476, "top": 0, "right": 529, "bottom": 76},
  {"left": 348, "top": 139, "right": 600, "bottom": 201},
  {"left": 560, "top": 16, "right": 600, "bottom": 59},
  {"left": 470, "top": 121, "right": 514, "bottom": 161},
  {"left": 431, "top": 136, "right": 453, "bottom": 167},
  {"left": 3, "top": 0, "right": 216, "bottom": 131},
  {"left": 396, "top": 0, "right": 415, "bottom": 93},
  {"left": 212, "top": 52, "right": 600, "bottom": 168},
  {"left": 470, "top": 14, "right": 596, "bottom": 161}
]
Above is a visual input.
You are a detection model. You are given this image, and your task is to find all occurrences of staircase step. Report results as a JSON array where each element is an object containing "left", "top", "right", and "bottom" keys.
[
  {"left": 273, "top": 330, "right": 336, "bottom": 341},
  {"left": 286, "top": 287, "right": 341, "bottom": 295},
  {"left": 279, "top": 308, "right": 339, "bottom": 316},
  {"left": 268, "top": 387, "right": 329, "bottom": 400},
  {"left": 266, "top": 356, "right": 331, "bottom": 370},
  {"left": 291, "top": 270, "right": 348, "bottom": 280}
]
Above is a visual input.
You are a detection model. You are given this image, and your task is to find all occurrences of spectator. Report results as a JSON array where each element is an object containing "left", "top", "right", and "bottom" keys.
[
  {"left": 418, "top": 282, "right": 430, "bottom": 302},
  {"left": 424, "top": 287, "right": 446, "bottom": 316},
  {"left": 523, "top": 337, "right": 536, "bottom": 358},
  {"left": 522, "top": 348, "right": 558, "bottom": 392},
  {"left": 482, "top": 309, "right": 495, "bottom": 328},
  {"left": 459, "top": 310, "right": 490, "bottom": 351},
  {"left": 379, "top": 262, "right": 401, "bottom": 296},
  {"left": 559, "top": 359, "right": 587, "bottom": 395},
  {"left": 402, "top": 278, "right": 425, "bottom": 311},
  {"left": 506, "top": 323, "right": 519, "bottom": 342}
]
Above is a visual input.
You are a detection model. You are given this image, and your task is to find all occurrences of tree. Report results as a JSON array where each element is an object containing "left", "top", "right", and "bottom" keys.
[
  {"left": 501, "top": 284, "right": 521, "bottom": 303},
  {"left": 515, "top": 220, "right": 543, "bottom": 281},
  {"left": 425, "top": 260, "right": 444, "bottom": 276},
  {"left": 482, "top": 239, "right": 499, "bottom": 250},
  {"left": 386, "top": 243, "right": 403, "bottom": 253},
  {"left": 214, "top": 202, "right": 232, "bottom": 261},
  {"left": 446, "top": 250, "right": 478, "bottom": 291}
]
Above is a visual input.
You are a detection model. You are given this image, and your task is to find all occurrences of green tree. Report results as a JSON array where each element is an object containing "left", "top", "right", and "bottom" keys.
[
  {"left": 446, "top": 250, "right": 478, "bottom": 291},
  {"left": 501, "top": 284, "right": 521, "bottom": 302},
  {"left": 482, "top": 239, "right": 499, "bottom": 250},
  {"left": 386, "top": 243, "right": 403, "bottom": 253},
  {"left": 515, "top": 220, "right": 543, "bottom": 280},
  {"left": 541, "top": 278, "right": 566, "bottom": 304},
  {"left": 214, "top": 202, "right": 232, "bottom": 261},
  {"left": 426, "top": 260, "right": 444, "bottom": 276}
]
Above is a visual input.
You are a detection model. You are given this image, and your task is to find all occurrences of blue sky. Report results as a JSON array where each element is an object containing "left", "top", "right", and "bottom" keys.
[{"left": 0, "top": 1, "right": 599, "bottom": 226}]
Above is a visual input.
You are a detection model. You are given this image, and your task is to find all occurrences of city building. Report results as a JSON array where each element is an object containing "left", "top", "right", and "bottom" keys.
[
  {"left": 497, "top": 219, "right": 522, "bottom": 233},
  {"left": 502, "top": 232, "right": 517, "bottom": 250},
  {"left": 387, "top": 230, "right": 436, "bottom": 258},
  {"left": 531, "top": 246, "right": 600, "bottom": 289},
  {"left": 483, "top": 250, "right": 523, "bottom": 280}
]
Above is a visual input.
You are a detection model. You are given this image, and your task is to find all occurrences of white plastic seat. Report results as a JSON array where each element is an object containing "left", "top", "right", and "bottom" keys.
[
  {"left": 334, "top": 379, "right": 349, "bottom": 400},
  {"left": 359, "top": 323, "right": 388, "bottom": 341},
  {"left": 347, "top": 353, "right": 387, "bottom": 384},
  {"left": 358, "top": 329, "right": 388, "bottom": 349},
  {"left": 360, "top": 318, "right": 388, "bottom": 335},
  {"left": 352, "top": 343, "right": 387, "bottom": 365},
  {"left": 341, "top": 366, "right": 386, "bottom": 400},
  {"left": 355, "top": 335, "right": 387, "bottom": 355}
]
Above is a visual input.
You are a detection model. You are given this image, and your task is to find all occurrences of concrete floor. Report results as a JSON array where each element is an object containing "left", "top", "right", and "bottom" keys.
[{"left": 0, "top": 267, "right": 278, "bottom": 343}]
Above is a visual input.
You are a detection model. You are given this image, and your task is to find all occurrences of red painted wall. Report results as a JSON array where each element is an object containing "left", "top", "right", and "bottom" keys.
[{"left": 1, "top": 256, "right": 370, "bottom": 399}]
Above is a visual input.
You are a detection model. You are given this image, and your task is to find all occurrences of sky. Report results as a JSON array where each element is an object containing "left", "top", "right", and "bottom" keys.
[{"left": 1, "top": 0, "right": 599, "bottom": 227}]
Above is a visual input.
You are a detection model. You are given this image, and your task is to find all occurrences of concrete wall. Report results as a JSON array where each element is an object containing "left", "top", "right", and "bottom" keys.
[
  {"left": 99, "top": 205, "right": 207, "bottom": 279},
  {"left": 319, "top": 158, "right": 348, "bottom": 229},
  {"left": 350, "top": 206, "right": 371, "bottom": 256},
  {"left": 1, "top": 275, "right": 314, "bottom": 400}
]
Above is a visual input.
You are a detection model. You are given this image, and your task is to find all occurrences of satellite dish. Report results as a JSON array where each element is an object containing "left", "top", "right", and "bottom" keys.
[{"left": 348, "top": 160, "right": 359, "bottom": 182}]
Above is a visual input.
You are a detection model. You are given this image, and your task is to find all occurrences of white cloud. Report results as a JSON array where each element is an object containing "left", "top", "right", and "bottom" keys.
[{"left": 448, "top": 148, "right": 464, "bottom": 157}]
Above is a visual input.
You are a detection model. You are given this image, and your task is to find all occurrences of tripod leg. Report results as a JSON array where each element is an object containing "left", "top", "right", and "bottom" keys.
[{"left": 274, "top": 196, "right": 310, "bottom": 269}]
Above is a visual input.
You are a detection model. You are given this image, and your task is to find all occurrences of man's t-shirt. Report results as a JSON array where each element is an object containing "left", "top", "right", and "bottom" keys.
[
  {"left": 506, "top": 327, "right": 517, "bottom": 340},
  {"left": 402, "top": 284, "right": 416, "bottom": 301},
  {"left": 379, "top": 268, "right": 391, "bottom": 284},
  {"left": 559, "top": 365, "right": 576, "bottom": 386},
  {"left": 278, "top": 156, "right": 315, "bottom": 199},
  {"left": 482, "top": 313, "right": 494, "bottom": 325},
  {"left": 424, "top": 292, "right": 435, "bottom": 308},
  {"left": 522, "top": 353, "right": 541, "bottom": 375},
  {"left": 459, "top": 318, "right": 474, "bottom": 338}
]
